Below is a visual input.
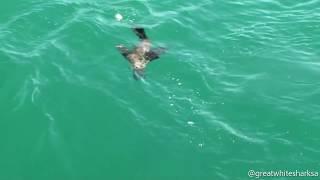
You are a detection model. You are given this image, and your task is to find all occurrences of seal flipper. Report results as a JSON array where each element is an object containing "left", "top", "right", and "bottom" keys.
[
  {"left": 133, "top": 28, "right": 148, "bottom": 40},
  {"left": 145, "top": 51, "right": 159, "bottom": 61},
  {"left": 133, "top": 69, "right": 145, "bottom": 80},
  {"left": 152, "top": 47, "right": 166, "bottom": 55},
  {"left": 133, "top": 72, "right": 139, "bottom": 80},
  {"left": 116, "top": 45, "right": 131, "bottom": 57},
  {"left": 145, "top": 47, "right": 166, "bottom": 61}
]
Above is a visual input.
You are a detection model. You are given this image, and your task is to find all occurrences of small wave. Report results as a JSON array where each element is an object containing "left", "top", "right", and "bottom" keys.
[
  {"left": 211, "top": 119, "right": 265, "bottom": 144},
  {"left": 198, "top": 109, "right": 265, "bottom": 144}
]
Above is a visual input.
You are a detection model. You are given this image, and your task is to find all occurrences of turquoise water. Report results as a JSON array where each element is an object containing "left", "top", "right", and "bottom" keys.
[{"left": 1, "top": 0, "right": 320, "bottom": 179}]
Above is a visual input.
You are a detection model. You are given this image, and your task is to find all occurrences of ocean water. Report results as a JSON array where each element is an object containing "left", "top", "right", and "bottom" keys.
[{"left": 0, "top": 0, "right": 319, "bottom": 179}]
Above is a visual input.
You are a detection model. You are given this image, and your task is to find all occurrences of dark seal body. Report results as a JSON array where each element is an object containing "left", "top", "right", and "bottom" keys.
[{"left": 116, "top": 28, "right": 165, "bottom": 79}]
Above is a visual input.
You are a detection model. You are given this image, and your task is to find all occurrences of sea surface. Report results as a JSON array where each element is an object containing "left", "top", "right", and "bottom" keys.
[{"left": 0, "top": 0, "right": 319, "bottom": 179}]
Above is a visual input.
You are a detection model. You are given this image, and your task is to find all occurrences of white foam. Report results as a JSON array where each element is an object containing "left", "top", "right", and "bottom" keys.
[
  {"left": 187, "top": 121, "right": 195, "bottom": 125},
  {"left": 115, "top": 13, "right": 123, "bottom": 21}
]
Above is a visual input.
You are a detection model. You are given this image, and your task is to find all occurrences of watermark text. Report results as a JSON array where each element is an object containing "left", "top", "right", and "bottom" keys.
[{"left": 248, "top": 170, "right": 319, "bottom": 178}]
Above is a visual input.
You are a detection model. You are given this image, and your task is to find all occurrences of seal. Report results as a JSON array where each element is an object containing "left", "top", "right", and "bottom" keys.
[{"left": 116, "top": 28, "right": 166, "bottom": 79}]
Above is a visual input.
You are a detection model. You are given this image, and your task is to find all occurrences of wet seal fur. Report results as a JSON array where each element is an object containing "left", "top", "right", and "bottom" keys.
[{"left": 116, "top": 28, "right": 166, "bottom": 79}]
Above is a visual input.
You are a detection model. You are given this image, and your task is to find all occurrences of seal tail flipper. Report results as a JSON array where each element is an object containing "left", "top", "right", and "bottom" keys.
[
  {"left": 146, "top": 47, "right": 166, "bottom": 61},
  {"left": 133, "top": 28, "right": 148, "bottom": 40},
  {"left": 133, "top": 69, "right": 145, "bottom": 80}
]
